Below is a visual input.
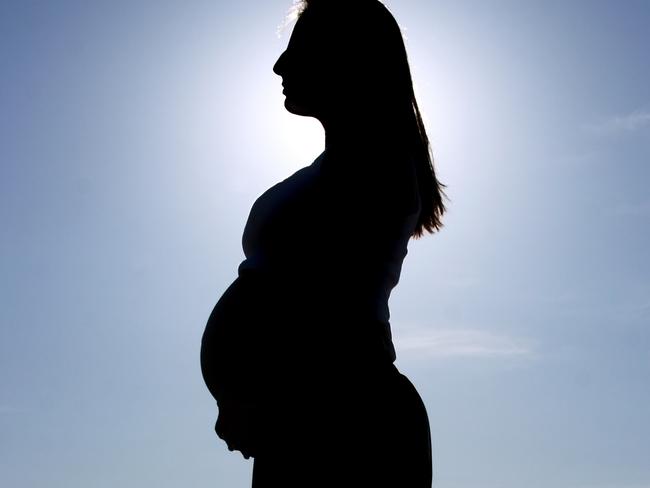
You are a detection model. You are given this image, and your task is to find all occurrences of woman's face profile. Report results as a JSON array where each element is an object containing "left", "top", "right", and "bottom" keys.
[{"left": 273, "top": 12, "right": 336, "bottom": 121}]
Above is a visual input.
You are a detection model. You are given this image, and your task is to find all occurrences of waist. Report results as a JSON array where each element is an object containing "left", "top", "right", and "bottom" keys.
[
  {"left": 238, "top": 268, "right": 391, "bottom": 320},
  {"left": 208, "top": 273, "right": 397, "bottom": 359}
]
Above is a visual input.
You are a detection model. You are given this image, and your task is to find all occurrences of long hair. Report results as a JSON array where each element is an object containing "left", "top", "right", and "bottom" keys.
[{"left": 293, "top": 0, "right": 447, "bottom": 238}]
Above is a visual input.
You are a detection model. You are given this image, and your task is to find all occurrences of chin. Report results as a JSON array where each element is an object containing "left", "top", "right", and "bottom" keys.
[{"left": 284, "top": 98, "right": 315, "bottom": 118}]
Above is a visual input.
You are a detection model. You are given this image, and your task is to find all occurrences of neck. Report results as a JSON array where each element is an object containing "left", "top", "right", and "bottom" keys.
[{"left": 322, "top": 118, "right": 377, "bottom": 155}]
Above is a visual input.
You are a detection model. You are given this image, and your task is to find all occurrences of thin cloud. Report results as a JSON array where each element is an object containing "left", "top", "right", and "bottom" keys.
[
  {"left": 606, "top": 201, "right": 650, "bottom": 217},
  {"left": 394, "top": 325, "right": 532, "bottom": 359},
  {"left": 584, "top": 109, "right": 650, "bottom": 134}
]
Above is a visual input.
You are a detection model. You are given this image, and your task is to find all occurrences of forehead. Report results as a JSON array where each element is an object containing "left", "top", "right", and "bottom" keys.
[
  {"left": 285, "top": 8, "right": 360, "bottom": 62},
  {"left": 287, "top": 8, "right": 340, "bottom": 51},
  {"left": 288, "top": 12, "right": 319, "bottom": 47}
]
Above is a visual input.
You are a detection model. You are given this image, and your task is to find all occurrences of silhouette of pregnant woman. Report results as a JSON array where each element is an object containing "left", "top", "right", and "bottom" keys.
[{"left": 200, "top": 1, "right": 446, "bottom": 486}]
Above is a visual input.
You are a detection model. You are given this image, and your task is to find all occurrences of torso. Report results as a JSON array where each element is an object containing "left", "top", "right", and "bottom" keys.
[{"left": 201, "top": 149, "right": 420, "bottom": 405}]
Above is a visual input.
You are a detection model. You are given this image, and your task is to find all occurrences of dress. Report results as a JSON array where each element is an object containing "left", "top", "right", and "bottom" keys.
[{"left": 200, "top": 148, "right": 432, "bottom": 487}]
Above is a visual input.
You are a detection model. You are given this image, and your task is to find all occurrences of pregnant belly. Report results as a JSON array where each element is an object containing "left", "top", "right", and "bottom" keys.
[
  {"left": 200, "top": 274, "right": 278, "bottom": 403},
  {"left": 200, "top": 272, "right": 393, "bottom": 406}
]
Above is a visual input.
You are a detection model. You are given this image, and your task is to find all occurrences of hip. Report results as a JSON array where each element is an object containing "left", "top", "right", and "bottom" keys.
[{"left": 258, "top": 364, "right": 429, "bottom": 443}]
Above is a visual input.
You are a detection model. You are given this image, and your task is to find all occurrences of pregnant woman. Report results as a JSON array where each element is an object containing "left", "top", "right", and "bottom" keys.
[{"left": 200, "top": 0, "right": 446, "bottom": 486}]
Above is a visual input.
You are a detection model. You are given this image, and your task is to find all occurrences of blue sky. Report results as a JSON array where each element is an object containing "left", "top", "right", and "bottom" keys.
[{"left": 1, "top": 1, "right": 649, "bottom": 487}]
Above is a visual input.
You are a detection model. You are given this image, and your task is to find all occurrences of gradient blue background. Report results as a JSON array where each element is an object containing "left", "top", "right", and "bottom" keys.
[{"left": 1, "top": 1, "right": 649, "bottom": 487}]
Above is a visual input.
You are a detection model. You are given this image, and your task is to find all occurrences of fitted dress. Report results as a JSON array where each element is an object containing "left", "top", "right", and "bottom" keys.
[{"left": 200, "top": 148, "right": 432, "bottom": 487}]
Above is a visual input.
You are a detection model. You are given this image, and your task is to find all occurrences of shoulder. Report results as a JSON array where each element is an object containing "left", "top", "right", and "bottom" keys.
[{"left": 321, "top": 146, "right": 418, "bottom": 214}]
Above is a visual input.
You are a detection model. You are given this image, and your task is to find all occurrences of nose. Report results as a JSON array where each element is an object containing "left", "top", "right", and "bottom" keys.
[{"left": 273, "top": 50, "right": 287, "bottom": 77}]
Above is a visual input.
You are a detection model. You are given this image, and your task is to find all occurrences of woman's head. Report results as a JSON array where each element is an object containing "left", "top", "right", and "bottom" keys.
[
  {"left": 274, "top": 0, "right": 409, "bottom": 124},
  {"left": 274, "top": 0, "right": 446, "bottom": 237}
]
